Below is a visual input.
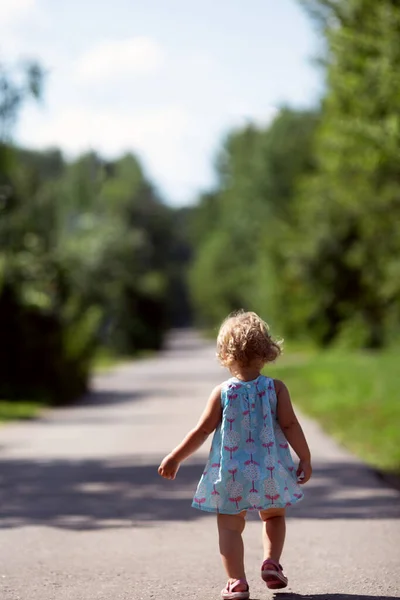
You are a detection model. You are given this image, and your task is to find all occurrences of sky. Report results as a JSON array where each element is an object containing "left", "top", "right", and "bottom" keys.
[{"left": 0, "top": 0, "right": 323, "bottom": 206}]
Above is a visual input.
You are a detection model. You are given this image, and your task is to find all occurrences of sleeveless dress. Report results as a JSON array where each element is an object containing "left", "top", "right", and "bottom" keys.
[{"left": 192, "top": 375, "right": 304, "bottom": 514}]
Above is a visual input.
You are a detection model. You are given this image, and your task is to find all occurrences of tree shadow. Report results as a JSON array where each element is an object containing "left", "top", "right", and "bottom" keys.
[
  {"left": 0, "top": 455, "right": 399, "bottom": 531},
  {"left": 285, "top": 461, "right": 400, "bottom": 520},
  {"left": 0, "top": 455, "right": 208, "bottom": 530},
  {"left": 80, "top": 389, "right": 150, "bottom": 407}
]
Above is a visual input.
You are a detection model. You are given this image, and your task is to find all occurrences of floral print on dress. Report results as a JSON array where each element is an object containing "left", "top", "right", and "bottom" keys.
[{"left": 192, "top": 375, "right": 304, "bottom": 514}]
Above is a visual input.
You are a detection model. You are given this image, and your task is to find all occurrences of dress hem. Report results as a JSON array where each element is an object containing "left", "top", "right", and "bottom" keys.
[{"left": 191, "top": 495, "right": 303, "bottom": 514}]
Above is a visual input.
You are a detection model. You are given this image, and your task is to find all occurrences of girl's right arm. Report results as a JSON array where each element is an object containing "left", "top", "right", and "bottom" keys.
[
  {"left": 158, "top": 384, "right": 222, "bottom": 480},
  {"left": 275, "top": 379, "right": 312, "bottom": 484}
]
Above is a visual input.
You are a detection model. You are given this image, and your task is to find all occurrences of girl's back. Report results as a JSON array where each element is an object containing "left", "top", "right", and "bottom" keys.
[{"left": 193, "top": 375, "right": 303, "bottom": 514}]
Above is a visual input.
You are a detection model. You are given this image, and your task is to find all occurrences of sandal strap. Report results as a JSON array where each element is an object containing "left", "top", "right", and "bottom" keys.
[
  {"left": 261, "top": 558, "right": 282, "bottom": 571},
  {"left": 229, "top": 579, "right": 249, "bottom": 592}
]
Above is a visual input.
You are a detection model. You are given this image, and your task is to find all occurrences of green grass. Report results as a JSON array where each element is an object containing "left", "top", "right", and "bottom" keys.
[
  {"left": 0, "top": 348, "right": 145, "bottom": 423},
  {"left": 0, "top": 400, "right": 44, "bottom": 422},
  {"left": 267, "top": 347, "right": 400, "bottom": 474},
  {"left": 0, "top": 349, "right": 125, "bottom": 423},
  {"left": 91, "top": 347, "right": 125, "bottom": 372}
]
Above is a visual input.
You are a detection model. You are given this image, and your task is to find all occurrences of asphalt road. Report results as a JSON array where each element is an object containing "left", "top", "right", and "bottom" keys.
[{"left": 1, "top": 331, "right": 399, "bottom": 600}]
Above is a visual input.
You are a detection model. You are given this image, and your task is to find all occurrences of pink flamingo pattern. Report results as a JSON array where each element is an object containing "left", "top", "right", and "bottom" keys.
[{"left": 192, "top": 375, "right": 304, "bottom": 513}]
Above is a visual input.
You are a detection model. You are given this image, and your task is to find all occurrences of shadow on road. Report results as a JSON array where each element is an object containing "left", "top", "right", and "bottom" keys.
[
  {"left": 0, "top": 456, "right": 399, "bottom": 530},
  {"left": 274, "top": 595, "right": 400, "bottom": 600},
  {"left": 80, "top": 389, "right": 150, "bottom": 407},
  {"left": 286, "top": 461, "right": 400, "bottom": 520}
]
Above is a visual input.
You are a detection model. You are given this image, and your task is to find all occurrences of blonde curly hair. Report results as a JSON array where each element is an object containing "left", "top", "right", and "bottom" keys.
[{"left": 216, "top": 310, "right": 283, "bottom": 368}]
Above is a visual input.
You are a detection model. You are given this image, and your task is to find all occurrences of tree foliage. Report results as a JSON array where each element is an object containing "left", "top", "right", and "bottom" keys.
[
  {"left": 0, "top": 63, "right": 190, "bottom": 403},
  {"left": 189, "top": 0, "right": 400, "bottom": 348},
  {"left": 294, "top": 0, "right": 400, "bottom": 347},
  {"left": 189, "top": 109, "right": 318, "bottom": 333}
]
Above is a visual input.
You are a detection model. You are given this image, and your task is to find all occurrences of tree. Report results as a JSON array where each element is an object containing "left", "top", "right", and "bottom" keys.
[
  {"left": 295, "top": 0, "right": 400, "bottom": 347},
  {"left": 0, "top": 61, "right": 42, "bottom": 141},
  {"left": 0, "top": 60, "right": 189, "bottom": 403},
  {"left": 189, "top": 109, "right": 318, "bottom": 331}
]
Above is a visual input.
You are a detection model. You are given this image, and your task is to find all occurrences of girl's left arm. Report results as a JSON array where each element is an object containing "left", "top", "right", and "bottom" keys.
[{"left": 158, "top": 384, "right": 222, "bottom": 480}]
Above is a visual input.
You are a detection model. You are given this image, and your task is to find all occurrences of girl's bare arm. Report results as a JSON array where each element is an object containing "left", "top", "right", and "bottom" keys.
[
  {"left": 158, "top": 385, "right": 222, "bottom": 480},
  {"left": 275, "top": 379, "right": 312, "bottom": 484}
]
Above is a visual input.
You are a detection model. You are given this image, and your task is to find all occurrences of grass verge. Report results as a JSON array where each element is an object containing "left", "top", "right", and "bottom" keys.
[
  {"left": 91, "top": 347, "right": 126, "bottom": 373},
  {"left": 267, "top": 347, "right": 400, "bottom": 474},
  {"left": 0, "top": 348, "right": 141, "bottom": 423},
  {"left": 0, "top": 400, "right": 44, "bottom": 422}
]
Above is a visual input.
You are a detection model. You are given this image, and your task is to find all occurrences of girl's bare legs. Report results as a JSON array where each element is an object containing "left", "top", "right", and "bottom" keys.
[
  {"left": 217, "top": 511, "right": 248, "bottom": 590},
  {"left": 259, "top": 507, "right": 286, "bottom": 563}
]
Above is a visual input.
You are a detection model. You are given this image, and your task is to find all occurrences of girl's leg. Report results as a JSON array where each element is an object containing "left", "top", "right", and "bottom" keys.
[
  {"left": 259, "top": 507, "right": 286, "bottom": 562},
  {"left": 217, "top": 511, "right": 247, "bottom": 589}
]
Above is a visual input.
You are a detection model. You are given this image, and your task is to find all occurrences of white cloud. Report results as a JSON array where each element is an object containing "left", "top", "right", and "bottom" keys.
[
  {"left": 20, "top": 105, "right": 187, "bottom": 154},
  {"left": 0, "top": 0, "right": 35, "bottom": 25},
  {"left": 0, "top": 0, "right": 52, "bottom": 62},
  {"left": 16, "top": 100, "right": 281, "bottom": 205},
  {"left": 75, "top": 37, "right": 164, "bottom": 83}
]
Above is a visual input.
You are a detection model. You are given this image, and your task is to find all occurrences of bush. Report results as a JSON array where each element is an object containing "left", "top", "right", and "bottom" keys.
[{"left": 0, "top": 285, "right": 98, "bottom": 405}]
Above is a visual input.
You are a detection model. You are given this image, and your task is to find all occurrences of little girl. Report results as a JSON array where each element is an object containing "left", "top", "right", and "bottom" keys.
[{"left": 158, "top": 311, "right": 312, "bottom": 599}]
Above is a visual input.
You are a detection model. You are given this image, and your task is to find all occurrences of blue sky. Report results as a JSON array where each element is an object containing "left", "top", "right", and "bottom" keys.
[{"left": 1, "top": 0, "right": 323, "bottom": 205}]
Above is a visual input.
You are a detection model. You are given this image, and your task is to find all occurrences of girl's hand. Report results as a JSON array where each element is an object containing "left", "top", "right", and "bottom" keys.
[
  {"left": 158, "top": 454, "right": 180, "bottom": 480},
  {"left": 297, "top": 459, "right": 312, "bottom": 484},
  {"left": 157, "top": 385, "right": 222, "bottom": 480}
]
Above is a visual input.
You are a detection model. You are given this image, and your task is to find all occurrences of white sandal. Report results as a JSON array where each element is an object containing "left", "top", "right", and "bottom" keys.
[{"left": 221, "top": 578, "right": 250, "bottom": 599}]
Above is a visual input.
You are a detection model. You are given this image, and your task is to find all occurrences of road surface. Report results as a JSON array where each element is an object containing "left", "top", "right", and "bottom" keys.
[{"left": 0, "top": 331, "right": 399, "bottom": 600}]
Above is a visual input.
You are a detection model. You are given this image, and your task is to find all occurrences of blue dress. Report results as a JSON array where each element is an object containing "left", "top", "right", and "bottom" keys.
[{"left": 192, "top": 375, "right": 304, "bottom": 514}]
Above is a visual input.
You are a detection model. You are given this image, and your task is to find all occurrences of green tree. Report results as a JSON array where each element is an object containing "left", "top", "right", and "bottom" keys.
[
  {"left": 296, "top": 0, "right": 400, "bottom": 347},
  {"left": 189, "top": 109, "right": 318, "bottom": 331},
  {"left": 0, "top": 60, "right": 189, "bottom": 403}
]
